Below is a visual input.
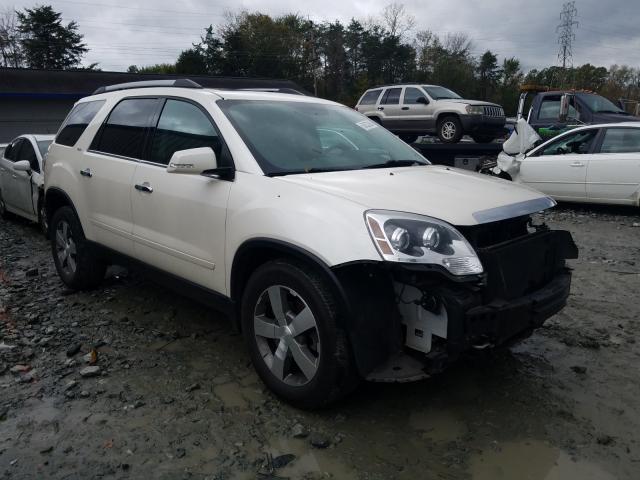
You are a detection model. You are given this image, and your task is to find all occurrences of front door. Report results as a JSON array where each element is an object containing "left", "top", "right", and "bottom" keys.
[
  {"left": 399, "top": 87, "right": 431, "bottom": 132},
  {"left": 520, "top": 128, "right": 599, "bottom": 201},
  {"left": 10, "top": 139, "right": 39, "bottom": 216},
  {"left": 587, "top": 127, "right": 640, "bottom": 203},
  {"left": 131, "top": 98, "right": 232, "bottom": 292},
  {"left": 0, "top": 138, "right": 23, "bottom": 210}
]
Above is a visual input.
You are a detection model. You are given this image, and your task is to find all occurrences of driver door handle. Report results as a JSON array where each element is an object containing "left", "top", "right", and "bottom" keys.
[
  {"left": 80, "top": 168, "right": 92, "bottom": 177},
  {"left": 377, "top": 106, "right": 384, "bottom": 111},
  {"left": 401, "top": 106, "right": 410, "bottom": 110},
  {"left": 570, "top": 162, "right": 585, "bottom": 167},
  {"left": 135, "top": 182, "right": 153, "bottom": 193}
]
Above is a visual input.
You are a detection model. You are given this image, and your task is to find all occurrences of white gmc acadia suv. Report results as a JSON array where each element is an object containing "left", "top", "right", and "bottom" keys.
[{"left": 44, "top": 79, "right": 578, "bottom": 408}]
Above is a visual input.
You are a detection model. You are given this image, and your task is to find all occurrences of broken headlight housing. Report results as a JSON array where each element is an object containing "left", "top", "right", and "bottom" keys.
[
  {"left": 465, "top": 105, "right": 484, "bottom": 115},
  {"left": 365, "top": 210, "right": 483, "bottom": 275}
]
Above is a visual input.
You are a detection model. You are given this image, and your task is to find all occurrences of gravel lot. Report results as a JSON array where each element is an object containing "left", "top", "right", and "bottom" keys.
[{"left": 1, "top": 204, "right": 639, "bottom": 480}]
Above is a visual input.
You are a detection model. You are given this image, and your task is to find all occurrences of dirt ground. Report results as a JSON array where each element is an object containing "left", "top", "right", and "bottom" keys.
[{"left": 1, "top": 203, "right": 639, "bottom": 480}]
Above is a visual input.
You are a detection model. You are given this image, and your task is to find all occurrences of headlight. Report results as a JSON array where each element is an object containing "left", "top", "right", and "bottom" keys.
[
  {"left": 365, "top": 210, "right": 483, "bottom": 275},
  {"left": 465, "top": 105, "right": 484, "bottom": 115}
]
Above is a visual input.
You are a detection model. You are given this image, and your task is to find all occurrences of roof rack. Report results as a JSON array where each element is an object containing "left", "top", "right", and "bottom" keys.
[{"left": 92, "top": 79, "right": 203, "bottom": 95}]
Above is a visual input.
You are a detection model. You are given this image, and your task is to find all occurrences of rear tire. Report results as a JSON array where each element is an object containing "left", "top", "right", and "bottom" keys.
[
  {"left": 241, "top": 259, "right": 357, "bottom": 409},
  {"left": 50, "top": 206, "right": 106, "bottom": 290},
  {"left": 37, "top": 200, "right": 48, "bottom": 237},
  {"left": 437, "top": 116, "right": 463, "bottom": 143}
]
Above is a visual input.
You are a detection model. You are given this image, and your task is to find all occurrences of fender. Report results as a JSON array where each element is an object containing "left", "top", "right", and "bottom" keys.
[
  {"left": 230, "top": 238, "right": 352, "bottom": 319},
  {"left": 231, "top": 238, "right": 400, "bottom": 376},
  {"left": 44, "top": 187, "right": 81, "bottom": 227}
]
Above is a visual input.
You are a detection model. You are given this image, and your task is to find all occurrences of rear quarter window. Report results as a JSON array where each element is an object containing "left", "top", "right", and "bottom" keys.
[
  {"left": 358, "top": 89, "right": 382, "bottom": 105},
  {"left": 56, "top": 100, "right": 106, "bottom": 147}
]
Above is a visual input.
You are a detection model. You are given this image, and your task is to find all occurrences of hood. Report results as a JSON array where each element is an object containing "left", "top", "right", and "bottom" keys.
[
  {"left": 592, "top": 112, "right": 640, "bottom": 123},
  {"left": 278, "top": 165, "right": 554, "bottom": 226},
  {"left": 443, "top": 99, "right": 501, "bottom": 107}
]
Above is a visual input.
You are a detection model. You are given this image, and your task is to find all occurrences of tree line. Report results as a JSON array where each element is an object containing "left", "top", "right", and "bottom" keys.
[{"left": 2, "top": 4, "right": 640, "bottom": 114}]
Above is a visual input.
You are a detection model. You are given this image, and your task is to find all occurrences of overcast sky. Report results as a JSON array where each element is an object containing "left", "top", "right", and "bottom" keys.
[{"left": 8, "top": 0, "right": 640, "bottom": 72}]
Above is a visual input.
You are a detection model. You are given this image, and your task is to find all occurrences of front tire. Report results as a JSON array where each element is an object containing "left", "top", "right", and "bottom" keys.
[
  {"left": 437, "top": 116, "right": 463, "bottom": 143},
  {"left": 241, "top": 260, "right": 356, "bottom": 409},
  {"left": 50, "top": 206, "right": 106, "bottom": 290}
]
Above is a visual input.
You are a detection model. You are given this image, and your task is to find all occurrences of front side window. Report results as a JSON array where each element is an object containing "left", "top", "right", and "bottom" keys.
[
  {"left": 538, "top": 97, "right": 579, "bottom": 121},
  {"left": 599, "top": 128, "right": 640, "bottom": 154},
  {"left": 578, "top": 94, "right": 625, "bottom": 114},
  {"left": 56, "top": 100, "right": 105, "bottom": 147},
  {"left": 93, "top": 98, "right": 159, "bottom": 159},
  {"left": 18, "top": 140, "right": 39, "bottom": 173},
  {"left": 218, "top": 100, "right": 427, "bottom": 176},
  {"left": 403, "top": 87, "right": 427, "bottom": 104},
  {"left": 540, "top": 129, "right": 598, "bottom": 156},
  {"left": 359, "top": 90, "right": 382, "bottom": 105},
  {"left": 150, "top": 99, "right": 224, "bottom": 166}
]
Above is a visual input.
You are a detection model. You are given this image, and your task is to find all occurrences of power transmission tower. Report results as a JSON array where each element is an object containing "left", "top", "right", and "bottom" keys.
[{"left": 557, "top": 1, "right": 578, "bottom": 69}]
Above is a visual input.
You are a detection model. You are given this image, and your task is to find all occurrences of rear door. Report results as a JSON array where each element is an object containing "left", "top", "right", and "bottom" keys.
[
  {"left": 131, "top": 98, "right": 232, "bottom": 292},
  {"left": 519, "top": 128, "right": 599, "bottom": 201},
  {"left": 587, "top": 127, "right": 640, "bottom": 203},
  {"left": 378, "top": 87, "right": 403, "bottom": 130},
  {"left": 85, "top": 97, "right": 161, "bottom": 256}
]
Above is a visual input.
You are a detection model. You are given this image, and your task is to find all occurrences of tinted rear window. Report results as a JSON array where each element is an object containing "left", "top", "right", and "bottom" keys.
[
  {"left": 381, "top": 88, "right": 402, "bottom": 105},
  {"left": 93, "top": 98, "right": 159, "bottom": 159},
  {"left": 359, "top": 89, "right": 382, "bottom": 105},
  {"left": 56, "top": 100, "right": 105, "bottom": 146}
]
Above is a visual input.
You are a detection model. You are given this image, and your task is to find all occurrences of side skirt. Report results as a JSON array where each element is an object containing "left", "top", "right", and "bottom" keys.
[{"left": 89, "top": 242, "right": 237, "bottom": 323}]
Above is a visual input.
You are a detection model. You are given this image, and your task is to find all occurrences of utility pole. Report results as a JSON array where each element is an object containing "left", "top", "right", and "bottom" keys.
[{"left": 557, "top": 2, "right": 578, "bottom": 70}]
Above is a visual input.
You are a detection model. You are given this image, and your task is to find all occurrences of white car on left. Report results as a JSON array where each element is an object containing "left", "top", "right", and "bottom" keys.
[{"left": 0, "top": 134, "right": 54, "bottom": 232}]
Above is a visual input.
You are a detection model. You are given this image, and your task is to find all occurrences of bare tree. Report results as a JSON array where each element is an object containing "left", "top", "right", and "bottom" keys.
[
  {"left": 0, "top": 8, "right": 23, "bottom": 67},
  {"left": 381, "top": 3, "right": 415, "bottom": 38}
]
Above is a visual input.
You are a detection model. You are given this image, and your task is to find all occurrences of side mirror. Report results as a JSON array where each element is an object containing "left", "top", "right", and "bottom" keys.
[
  {"left": 416, "top": 97, "right": 429, "bottom": 105},
  {"left": 13, "top": 160, "right": 31, "bottom": 173},
  {"left": 166, "top": 147, "right": 234, "bottom": 180},
  {"left": 559, "top": 94, "right": 570, "bottom": 123}
]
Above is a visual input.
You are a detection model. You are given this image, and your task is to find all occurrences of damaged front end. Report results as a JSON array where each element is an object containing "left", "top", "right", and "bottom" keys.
[{"left": 334, "top": 212, "right": 578, "bottom": 382}]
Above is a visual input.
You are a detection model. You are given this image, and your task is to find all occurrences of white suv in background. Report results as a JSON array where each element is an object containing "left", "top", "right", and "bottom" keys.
[{"left": 45, "top": 79, "right": 577, "bottom": 408}]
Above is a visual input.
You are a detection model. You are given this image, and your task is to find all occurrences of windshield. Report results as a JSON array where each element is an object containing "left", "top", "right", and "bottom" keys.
[
  {"left": 37, "top": 140, "right": 52, "bottom": 157},
  {"left": 577, "top": 93, "right": 626, "bottom": 114},
  {"left": 422, "top": 86, "right": 462, "bottom": 100},
  {"left": 217, "top": 100, "right": 428, "bottom": 175}
]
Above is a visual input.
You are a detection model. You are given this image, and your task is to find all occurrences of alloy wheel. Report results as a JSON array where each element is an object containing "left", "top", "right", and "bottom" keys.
[
  {"left": 441, "top": 121, "right": 457, "bottom": 140},
  {"left": 55, "top": 220, "right": 77, "bottom": 276},
  {"left": 253, "top": 285, "right": 321, "bottom": 386}
]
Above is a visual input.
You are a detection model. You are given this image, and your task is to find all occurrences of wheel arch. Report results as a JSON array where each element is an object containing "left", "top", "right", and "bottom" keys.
[
  {"left": 45, "top": 187, "right": 80, "bottom": 228},
  {"left": 230, "top": 238, "right": 353, "bottom": 330},
  {"left": 435, "top": 111, "right": 462, "bottom": 125}
]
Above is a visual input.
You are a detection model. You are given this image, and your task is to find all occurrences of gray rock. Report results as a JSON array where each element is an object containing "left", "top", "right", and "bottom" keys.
[
  {"left": 64, "top": 380, "right": 78, "bottom": 391},
  {"left": 66, "top": 344, "right": 82, "bottom": 357},
  {"left": 291, "top": 423, "right": 309, "bottom": 438},
  {"left": 80, "top": 390, "right": 90, "bottom": 398},
  {"left": 309, "top": 433, "right": 330, "bottom": 449},
  {"left": 79, "top": 366, "right": 101, "bottom": 378}
]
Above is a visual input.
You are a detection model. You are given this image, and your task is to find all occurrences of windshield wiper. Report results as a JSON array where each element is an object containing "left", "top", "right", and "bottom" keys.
[
  {"left": 362, "top": 159, "right": 427, "bottom": 170},
  {"left": 268, "top": 167, "right": 353, "bottom": 177}
]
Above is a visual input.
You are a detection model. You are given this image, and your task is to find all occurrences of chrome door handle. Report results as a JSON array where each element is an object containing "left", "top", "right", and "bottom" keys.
[
  {"left": 80, "top": 168, "right": 92, "bottom": 177},
  {"left": 135, "top": 182, "right": 153, "bottom": 193},
  {"left": 377, "top": 106, "right": 384, "bottom": 111},
  {"left": 570, "top": 162, "right": 585, "bottom": 167},
  {"left": 12, "top": 174, "right": 17, "bottom": 179}
]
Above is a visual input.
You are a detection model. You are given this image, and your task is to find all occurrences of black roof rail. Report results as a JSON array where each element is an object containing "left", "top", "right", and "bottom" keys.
[
  {"left": 371, "top": 82, "right": 424, "bottom": 89},
  {"left": 92, "top": 78, "right": 203, "bottom": 95}
]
